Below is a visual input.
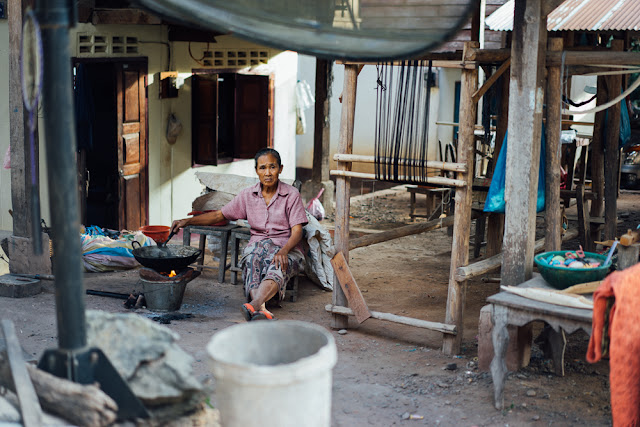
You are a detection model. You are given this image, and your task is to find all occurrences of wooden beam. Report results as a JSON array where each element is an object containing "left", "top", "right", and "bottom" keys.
[
  {"left": 501, "top": 0, "right": 547, "bottom": 287},
  {"left": 604, "top": 39, "right": 624, "bottom": 240},
  {"left": 589, "top": 74, "right": 607, "bottom": 243},
  {"left": 325, "top": 305, "right": 457, "bottom": 335},
  {"left": 442, "top": 41, "right": 478, "bottom": 355},
  {"left": 547, "top": 50, "right": 640, "bottom": 67},
  {"left": 91, "top": 8, "right": 162, "bottom": 25},
  {"left": 545, "top": 37, "right": 563, "bottom": 252},
  {"left": 472, "top": 58, "right": 511, "bottom": 103},
  {"left": 333, "top": 154, "right": 467, "bottom": 172},
  {"left": 455, "top": 228, "right": 579, "bottom": 281},
  {"left": 312, "top": 59, "right": 332, "bottom": 184},
  {"left": 330, "top": 252, "right": 372, "bottom": 324},
  {"left": 332, "top": 64, "right": 359, "bottom": 329},
  {"left": 349, "top": 210, "right": 482, "bottom": 250},
  {"left": 329, "top": 170, "right": 466, "bottom": 187}
]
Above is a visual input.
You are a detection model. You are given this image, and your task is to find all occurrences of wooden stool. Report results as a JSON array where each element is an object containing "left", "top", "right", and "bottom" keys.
[
  {"left": 229, "top": 227, "right": 299, "bottom": 302},
  {"left": 183, "top": 224, "right": 238, "bottom": 283}
]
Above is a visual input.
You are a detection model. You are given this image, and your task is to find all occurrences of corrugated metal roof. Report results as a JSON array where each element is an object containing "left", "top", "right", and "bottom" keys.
[{"left": 486, "top": 0, "right": 640, "bottom": 31}]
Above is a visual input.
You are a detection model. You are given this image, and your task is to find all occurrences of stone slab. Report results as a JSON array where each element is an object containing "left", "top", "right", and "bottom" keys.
[
  {"left": 8, "top": 234, "right": 52, "bottom": 275},
  {"left": 0, "top": 274, "right": 42, "bottom": 298}
]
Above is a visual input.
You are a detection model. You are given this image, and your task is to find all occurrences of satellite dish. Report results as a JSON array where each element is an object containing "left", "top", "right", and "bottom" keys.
[{"left": 134, "top": 0, "right": 476, "bottom": 60}]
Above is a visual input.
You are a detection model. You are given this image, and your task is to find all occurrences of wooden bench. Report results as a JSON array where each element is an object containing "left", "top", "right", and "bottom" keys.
[
  {"left": 182, "top": 224, "right": 238, "bottom": 283},
  {"left": 406, "top": 185, "right": 451, "bottom": 220},
  {"left": 486, "top": 274, "right": 592, "bottom": 410}
]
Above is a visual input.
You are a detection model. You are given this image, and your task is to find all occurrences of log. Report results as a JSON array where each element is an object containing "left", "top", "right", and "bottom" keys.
[
  {"left": 349, "top": 210, "right": 482, "bottom": 250},
  {"left": 333, "top": 154, "right": 467, "bottom": 173},
  {"left": 455, "top": 228, "right": 579, "bottom": 281},
  {"left": 329, "top": 170, "right": 466, "bottom": 187},
  {"left": 0, "top": 356, "right": 118, "bottom": 426},
  {"left": 325, "top": 305, "right": 456, "bottom": 335}
]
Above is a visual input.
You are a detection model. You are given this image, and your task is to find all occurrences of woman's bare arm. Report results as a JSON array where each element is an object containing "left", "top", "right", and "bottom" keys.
[{"left": 170, "top": 210, "right": 226, "bottom": 233}]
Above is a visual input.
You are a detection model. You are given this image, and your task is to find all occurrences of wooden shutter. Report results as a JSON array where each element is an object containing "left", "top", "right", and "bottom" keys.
[
  {"left": 192, "top": 74, "right": 219, "bottom": 165},
  {"left": 234, "top": 74, "right": 270, "bottom": 159}
]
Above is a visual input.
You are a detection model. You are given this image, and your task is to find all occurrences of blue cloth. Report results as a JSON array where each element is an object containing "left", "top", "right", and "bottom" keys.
[{"left": 484, "top": 127, "right": 546, "bottom": 213}]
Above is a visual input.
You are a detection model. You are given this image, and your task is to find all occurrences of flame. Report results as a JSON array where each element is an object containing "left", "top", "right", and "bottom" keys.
[{"left": 168, "top": 270, "right": 177, "bottom": 278}]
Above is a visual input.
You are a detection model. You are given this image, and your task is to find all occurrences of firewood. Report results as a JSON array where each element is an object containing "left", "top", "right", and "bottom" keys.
[{"left": 0, "top": 357, "right": 118, "bottom": 427}]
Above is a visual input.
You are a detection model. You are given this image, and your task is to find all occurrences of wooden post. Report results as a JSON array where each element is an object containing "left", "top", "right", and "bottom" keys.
[
  {"left": 9, "top": 0, "right": 37, "bottom": 238},
  {"left": 544, "top": 37, "right": 563, "bottom": 252},
  {"left": 442, "top": 42, "right": 478, "bottom": 355},
  {"left": 604, "top": 39, "right": 624, "bottom": 240},
  {"left": 501, "top": 0, "right": 547, "bottom": 287},
  {"left": 486, "top": 71, "right": 510, "bottom": 257},
  {"left": 312, "top": 59, "right": 332, "bottom": 184},
  {"left": 332, "top": 64, "right": 358, "bottom": 329}
]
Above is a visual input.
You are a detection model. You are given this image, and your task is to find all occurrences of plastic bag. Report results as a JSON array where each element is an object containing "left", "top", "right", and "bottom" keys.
[
  {"left": 306, "top": 188, "right": 325, "bottom": 221},
  {"left": 166, "top": 113, "right": 183, "bottom": 145},
  {"left": 3, "top": 145, "right": 10, "bottom": 169},
  {"left": 484, "top": 127, "right": 546, "bottom": 213}
]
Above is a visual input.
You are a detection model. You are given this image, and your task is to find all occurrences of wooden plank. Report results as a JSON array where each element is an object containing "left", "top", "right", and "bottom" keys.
[
  {"left": 589, "top": 74, "right": 606, "bottom": 246},
  {"left": 91, "top": 8, "right": 162, "bottom": 25},
  {"left": 349, "top": 210, "right": 482, "bottom": 250},
  {"left": 442, "top": 41, "right": 479, "bottom": 355},
  {"left": 501, "top": 0, "right": 547, "bottom": 288},
  {"left": 333, "top": 154, "right": 467, "bottom": 172},
  {"left": 330, "top": 252, "right": 372, "bottom": 324},
  {"left": 330, "top": 170, "right": 466, "bottom": 187},
  {"left": 455, "top": 228, "right": 579, "bottom": 281},
  {"left": 1, "top": 319, "right": 43, "bottom": 427},
  {"left": 576, "top": 184, "right": 593, "bottom": 252},
  {"left": 545, "top": 38, "right": 563, "bottom": 252},
  {"left": 604, "top": 40, "right": 624, "bottom": 240},
  {"left": 332, "top": 64, "right": 359, "bottom": 329},
  {"left": 313, "top": 59, "right": 332, "bottom": 184},
  {"left": 547, "top": 50, "right": 640, "bottom": 67},
  {"left": 325, "top": 305, "right": 456, "bottom": 335},
  {"left": 472, "top": 57, "right": 511, "bottom": 103}
]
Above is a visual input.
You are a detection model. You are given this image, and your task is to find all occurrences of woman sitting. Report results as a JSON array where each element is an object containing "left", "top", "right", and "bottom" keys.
[{"left": 170, "top": 148, "right": 308, "bottom": 321}]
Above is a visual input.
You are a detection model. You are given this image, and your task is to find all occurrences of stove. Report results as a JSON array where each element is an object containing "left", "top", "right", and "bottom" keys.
[{"left": 138, "top": 267, "right": 200, "bottom": 311}]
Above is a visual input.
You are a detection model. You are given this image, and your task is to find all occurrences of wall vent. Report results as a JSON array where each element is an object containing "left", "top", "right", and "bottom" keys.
[
  {"left": 76, "top": 33, "right": 139, "bottom": 56},
  {"left": 204, "top": 49, "right": 270, "bottom": 68}
]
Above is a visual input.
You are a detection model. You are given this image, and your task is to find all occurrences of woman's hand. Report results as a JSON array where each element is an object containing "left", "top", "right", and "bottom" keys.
[
  {"left": 170, "top": 219, "right": 190, "bottom": 234},
  {"left": 272, "top": 249, "right": 290, "bottom": 272}
]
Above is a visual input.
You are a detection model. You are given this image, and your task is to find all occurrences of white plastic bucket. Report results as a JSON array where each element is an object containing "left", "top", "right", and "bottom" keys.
[{"left": 206, "top": 320, "right": 337, "bottom": 427}]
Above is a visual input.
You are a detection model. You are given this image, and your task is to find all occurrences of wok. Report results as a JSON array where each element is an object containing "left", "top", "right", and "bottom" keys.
[{"left": 132, "top": 241, "right": 201, "bottom": 272}]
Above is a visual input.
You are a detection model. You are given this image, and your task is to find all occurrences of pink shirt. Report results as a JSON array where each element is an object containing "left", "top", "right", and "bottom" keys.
[{"left": 221, "top": 181, "right": 308, "bottom": 248}]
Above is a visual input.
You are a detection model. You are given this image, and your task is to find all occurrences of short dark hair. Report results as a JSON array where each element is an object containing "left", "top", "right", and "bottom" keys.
[{"left": 254, "top": 148, "right": 282, "bottom": 168}]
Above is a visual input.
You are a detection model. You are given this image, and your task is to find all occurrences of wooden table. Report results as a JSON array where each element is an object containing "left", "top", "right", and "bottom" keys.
[
  {"left": 487, "top": 274, "right": 592, "bottom": 410},
  {"left": 406, "top": 185, "right": 450, "bottom": 220},
  {"left": 182, "top": 224, "right": 238, "bottom": 283}
]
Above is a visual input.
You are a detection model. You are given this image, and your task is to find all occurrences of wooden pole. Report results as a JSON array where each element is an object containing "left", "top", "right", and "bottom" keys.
[
  {"left": 333, "top": 154, "right": 467, "bottom": 172},
  {"left": 442, "top": 42, "right": 479, "bottom": 355},
  {"left": 312, "top": 59, "right": 332, "bottom": 184},
  {"left": 329, "top": 170, "right": 466, "bottom": 187},
  {"left": 501, "top": 0, "right": 547, "bottom": 287},
  {"left": 332, "top": 64, "right": 358, "bottom": 329},
  {"left": 544, "top": 37, "right": 563, "bottom": 252},
  {"left": 604, "top": 40, "right": 624, "bottom": 240},
  {"left": 590, "top": 74, "right": 607, "bottom": 243}
]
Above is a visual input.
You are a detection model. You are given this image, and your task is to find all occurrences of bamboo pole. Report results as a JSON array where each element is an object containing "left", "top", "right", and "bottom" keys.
[
  {"left": 329, "top": 170, "right": 466, "bottom": 187},
  {"left": 545, "top": 37, "right": 563, "bottom": 252},
  {"left": 325, "top": 305, "right": 456, "bottom": 335},
  {"left": 442, "top": 42, "right": 478, "bottom": 356},
  {"left": 333, "top": 154, "right": 467, "bottom": 173},
  {"left": 332, "top": 64, "right": 359, "bottom": 329},
  {"left": 349, "top": 210, "right": 482, "bottom": 250}
]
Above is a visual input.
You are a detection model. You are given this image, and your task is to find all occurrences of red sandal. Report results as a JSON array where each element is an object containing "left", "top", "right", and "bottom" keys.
[
  {"left": 240, "top": 303, "right": 257, "bottom": 321},
  {"left": 252, "top": 309, "right": 276, "bottom": 321}
]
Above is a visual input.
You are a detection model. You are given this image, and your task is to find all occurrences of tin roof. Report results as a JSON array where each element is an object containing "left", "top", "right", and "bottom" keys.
[{"left": 486, "top": 0, "right": 640, "bottom": 32}]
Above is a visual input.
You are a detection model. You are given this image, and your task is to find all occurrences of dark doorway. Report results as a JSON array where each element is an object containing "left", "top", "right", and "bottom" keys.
[{"left": 74, "top": 59, "right": 148, "bottom": 230}]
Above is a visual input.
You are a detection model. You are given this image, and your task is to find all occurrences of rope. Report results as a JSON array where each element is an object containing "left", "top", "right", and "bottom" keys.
[{"left": 562, "top": 75, "right": 640, "bottom": 116}]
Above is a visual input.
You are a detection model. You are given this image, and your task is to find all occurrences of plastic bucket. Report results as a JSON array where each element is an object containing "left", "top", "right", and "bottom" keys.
[
  {"left": 141, "top": 279, "right": 187, "bottom": 311},
  {"left": 206, "top": 320, "right": 337, "bottom": 427}
]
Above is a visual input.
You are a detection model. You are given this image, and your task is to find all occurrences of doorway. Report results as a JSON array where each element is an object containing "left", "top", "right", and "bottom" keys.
[{"left": 73, "top": 59, "right": 148, "bottom": 230}]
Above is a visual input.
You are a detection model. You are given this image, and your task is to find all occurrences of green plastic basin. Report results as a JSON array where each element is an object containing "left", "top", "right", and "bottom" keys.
[{"left": 533, "top": 250, "right": 611, "bottom": 290}]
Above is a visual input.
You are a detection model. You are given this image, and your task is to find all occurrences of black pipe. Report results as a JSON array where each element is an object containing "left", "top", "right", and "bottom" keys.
[
  {"left": 36, "top": 0, "right": 86, "bottom": 351},
  {"left": 86, "top": 289, "right": 130, "bottom": 300}
]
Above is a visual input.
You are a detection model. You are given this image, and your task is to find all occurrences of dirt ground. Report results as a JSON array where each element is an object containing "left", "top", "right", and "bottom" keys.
[{"left": 3, "top": 187, "right": 640, "bottom": 426}]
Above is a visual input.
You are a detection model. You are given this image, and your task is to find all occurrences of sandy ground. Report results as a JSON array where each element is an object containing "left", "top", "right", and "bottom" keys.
[{"left": 3, "top": 187, "right": 640, "bottom": 426}]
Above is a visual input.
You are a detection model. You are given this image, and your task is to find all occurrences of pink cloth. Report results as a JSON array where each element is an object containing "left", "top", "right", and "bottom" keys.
[{"left": 221, "top": 181, "right": 308, "bottom": 248}]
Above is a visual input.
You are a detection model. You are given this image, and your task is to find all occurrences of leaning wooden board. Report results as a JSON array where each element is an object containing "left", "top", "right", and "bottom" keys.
[{"left": 330, "top": 252, "right": 372, "bottom": 323}]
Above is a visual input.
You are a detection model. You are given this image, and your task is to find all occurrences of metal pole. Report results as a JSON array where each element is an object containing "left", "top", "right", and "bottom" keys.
[{"left": 36, "top": 0, "right": 86, "bottom": 351}]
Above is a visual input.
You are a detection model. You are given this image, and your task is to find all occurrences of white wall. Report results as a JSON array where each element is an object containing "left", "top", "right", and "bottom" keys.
[
  {"left": 296, "top": 55, "right": 455, "bottom": 175},
  {"left": 0, "top": 22, "right": 298, "bottom": 231}
]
